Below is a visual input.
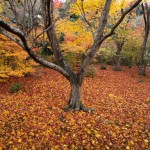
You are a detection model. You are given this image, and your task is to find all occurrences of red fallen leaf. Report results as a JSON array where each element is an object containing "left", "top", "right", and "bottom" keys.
[{"left": 0, "top": 66, "right": 149, "bottom": 149}]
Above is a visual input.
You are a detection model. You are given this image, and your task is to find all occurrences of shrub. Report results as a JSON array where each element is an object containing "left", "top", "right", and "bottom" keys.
[
  {"left": 95, "top": 47, "right": 114, "bottom": 65},
  {"left": 39, "top": 42, "right": 53, "bottom": 56},
  {"left": 122, "top": 38, "right": 142, "bottom": 66},
  {"left": 85, "top": 66, "right": 96, "bottom": 78},
  {"left": 100, "top": 65, "right": 107, "bottom": 70},
  {"left": 9, "top": 82, "right": 21, "bottom": 93},
  {"left": 64, "top": 52, "right": 85, "bottom": 70}
]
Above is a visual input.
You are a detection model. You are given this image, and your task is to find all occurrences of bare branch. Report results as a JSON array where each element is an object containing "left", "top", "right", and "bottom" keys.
[
  {"left": 142, "top": 3, "right": 147, "bottom": 27},
  {"left": 7, "top": 0, "right": 20, "bottom": 25},
  {"left": 0, "top": 29, "right": 24, "bottom": 48},
  {"left": 32, "top": 19, "right": 58, "bottom": 47},
  {"left": 79, "top": 0, "right": 112, "bottom": 76},
  {"left": 75, "top": 1, "right": 95, "bottom": 37},
  {"left": 79, "top": 0, "right": 142, "bottom": 80},
  {"left": 101, "top": 0, "right": 142, "bottom": 42},
  {"left": 41, "top": 0, "right": 73, "bottom": 76},
  {"left": 0, "top": 19, "right": 70, "bottom": 79}
]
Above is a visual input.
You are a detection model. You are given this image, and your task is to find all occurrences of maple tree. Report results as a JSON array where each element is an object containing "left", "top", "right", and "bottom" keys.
[
  {"left": 57, "top": 0, "right": 130, "bottom": 54},
  {"left": 0, "top": 34, "right": 36, "bottom": 82},
  {"left": 111, "top": 16, "right": 132, "bottom": 71},
  {"left": 0, "top": 0, "right": 142, "bottom": 111},
  {"left": 122, "top": 37, "right": 142, "bottom": 66}
]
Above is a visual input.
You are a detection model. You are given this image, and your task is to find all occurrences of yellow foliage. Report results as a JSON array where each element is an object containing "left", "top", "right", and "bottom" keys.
[
  {"left": 70, "top": 0, "right": 130, "bottom": 21},
  {"left": 18, "top": 139, "right": 22, "bottom": 143},
  {"left": 70, "top": 0, "right": 104, "bottom": 18},
  {"left": 0, "top": 34, "right": 36, "bottom": 82},
  {"left": 56, "top": 19, "right": 93, "bottom": 53},
  {"left": 56, "top": 0, "right": 131, "bottom": 54},
  {"left": 0, "top": 4, "right": 2, "bottom": 13}
]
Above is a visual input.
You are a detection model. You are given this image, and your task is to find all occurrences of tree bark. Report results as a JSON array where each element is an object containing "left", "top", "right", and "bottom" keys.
[
  {"left": 138, "top": 64, "right": 146, "bottom": 76},
  {"left": 64, "top": 76, "right": 94, "bottom": 112},
  {"left": 114, "top": 54, "right": 122, "bottom": 71},
  {"left": 67, "top": 81, "right": 82, "bottom": 111},
  {"left": 138, "top": 3, "right": 150, "bottom": 76},
  {"left": 113, "top": 41, "right": 124, "bottom": 71}
]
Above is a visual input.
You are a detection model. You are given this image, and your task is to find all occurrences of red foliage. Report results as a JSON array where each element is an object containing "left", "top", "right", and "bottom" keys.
[
  {"left": 54, "top": 0, "right": 63, "bottom": 10},
  {"left": 0, "top": 66, "right": 150, "bottom": 149}
]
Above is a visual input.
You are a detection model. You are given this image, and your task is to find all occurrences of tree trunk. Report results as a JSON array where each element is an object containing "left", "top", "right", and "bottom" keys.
[
  {"left": 138, "top": 3, "right": 150, "bottom": 76},
  {"left": 64, "top": 78, "right": 94, "bottom": 112},
  {"left": 113, "top": 54, "right": 122, "bottom": 71},
  {"left": 138, "top": 64, "right": 146, "bottom": 76},
  {"left": 67, "top": 82, "right": 82, "bottom": 110}
]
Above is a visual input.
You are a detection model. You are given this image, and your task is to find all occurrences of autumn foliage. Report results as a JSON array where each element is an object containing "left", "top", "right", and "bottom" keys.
[
  {"left": 0, "top": 0, "right": 149, "bottom": 149},
  {"left": 0, "top": 66, "right": 149, "bottom": 149},
  {"left": 0, "top": 34, "right": 36, "bottom": 82}
]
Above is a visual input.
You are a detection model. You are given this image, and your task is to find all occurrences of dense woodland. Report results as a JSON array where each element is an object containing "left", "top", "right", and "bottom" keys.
[{"left": 0, "top": 0, "right": 150, "bottom": 149}]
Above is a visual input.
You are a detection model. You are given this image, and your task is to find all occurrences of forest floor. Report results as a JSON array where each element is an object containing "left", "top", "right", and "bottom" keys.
[{"left": 0, "top": 65, "right": 150, "bottom": 150}]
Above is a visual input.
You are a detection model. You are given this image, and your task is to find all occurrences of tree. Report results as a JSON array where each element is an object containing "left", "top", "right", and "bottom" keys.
[
  {"left": 111, "top": 18, "right": 132, "bottom": 71},
  {"left": 0, "top": 34, "right": 36, "bottom": 82},
  {"left": 0, "top": 0, "right": 142, "bottom": 111},
  {"left": 138, "top": 2, "right": 150, "bottom": 76}
]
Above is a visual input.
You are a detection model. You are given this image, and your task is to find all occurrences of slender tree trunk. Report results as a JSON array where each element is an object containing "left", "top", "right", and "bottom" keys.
[
  {"left": 139, "top": 64, "right": 147, "bottom": 76},
  {"left": 138, "top": 3, "right": 150, "bottom": 76},
  {"left": 114, "top": 54, "right": 122, "bottom": 71},
  {"left": 139, "top": 35, "right": 148, "bottom": 76},
  {"left": 113, "top": 42, "right": 124, "bottom": 71},
  {"left": 139, "top": 45, "right": 147, "bottom": 76}
]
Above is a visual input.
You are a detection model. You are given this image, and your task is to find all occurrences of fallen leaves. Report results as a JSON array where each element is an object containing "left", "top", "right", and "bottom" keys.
[{"left": 0, "top": 66, "right": 150, "bottom": 149}]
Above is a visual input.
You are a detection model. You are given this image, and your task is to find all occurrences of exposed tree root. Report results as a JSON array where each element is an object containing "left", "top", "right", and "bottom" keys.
[{"left": 64, "top": 104, "right": 95, "bottom": 112}]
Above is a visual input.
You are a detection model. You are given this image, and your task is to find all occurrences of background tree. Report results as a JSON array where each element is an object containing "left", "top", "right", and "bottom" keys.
[
  {"left": 138, "top": 2, "right": 150, "bottom": 76},
  {"left": 122, "top": 37, "right": 142, "bottom": 66},
  {"left": 0, "top": 0, "right": 142, "bottom": 111},
  {"left": 0, "top": 34, "right": 36, "bottom": 82},
  {"left": 111, "top": 18, "right": 131, "bottom": 71}
]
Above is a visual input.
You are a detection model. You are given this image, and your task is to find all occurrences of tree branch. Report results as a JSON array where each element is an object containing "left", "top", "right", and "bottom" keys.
[
  {"left": 79, "top": 0, "right": 142, "bottom": 80},
  {"left": 101, "top": 0, "right": 142, "bottom": 42},
  {"left": 75, "top": 1, "right": 95, "bottom": 37},
  {"left": 0, "top": 29, "right": 24, "bottom": 48},
  {"left": 32, "top": 18, "right": 58, "bottom": 47},
  {"left": 79, "top": 0, "right": 112, "bottom": 78},
  {"left": 142, "top": 3, "right": 147, "bottom": 29},
  {"left": 41, "top": 0, "right": 74, "bottom": 76},
  {"left": 0, "top": 19, "right": 70, "bottom": 79}
]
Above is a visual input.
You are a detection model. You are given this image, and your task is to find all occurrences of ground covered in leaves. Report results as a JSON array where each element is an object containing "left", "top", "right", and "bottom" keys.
[{"left": 0, "top": 66, "right": 150, "bottom": 150}]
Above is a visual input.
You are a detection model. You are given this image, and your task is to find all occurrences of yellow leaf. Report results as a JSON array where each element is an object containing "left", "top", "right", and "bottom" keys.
[
  {"left": 18, "top": 139, "right": 22, "bottom": 143},
  {"left": 92, "top": 140, "right": 95, "bottom": 144},
  {"left": 82, "top": 140, "right": 86, "bottom": 144},
  {"left": 108, "top": 93, "right": 115, "bottom": 98},
  {"left": 30, "top": 132, "right": 34, "bottom": 136},
  {"left": 0, "top": 4, "right": 2, "bottom": 13},
  {"left": 87, "top": 130, "right": 91, "bottom": 134},
  {"left": 4, "top": 110, "right": 9, "bottom": 115},
  {"left": 8, "top": 141, "right": 13, "bottom": 144},
  {"left": 95, "top": 134, "right": 101, "bottom": 138},
  {"left": 130, "top": 140, "right": 134, "bottom": 145},
  {"left": 144, "top": 139, "right": 149, "bottom": 143}
]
